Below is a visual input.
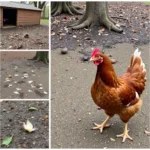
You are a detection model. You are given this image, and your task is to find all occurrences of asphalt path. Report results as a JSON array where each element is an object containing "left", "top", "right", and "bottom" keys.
[{"left": 51, "top": 43, "right": 150, "bottom": 148}]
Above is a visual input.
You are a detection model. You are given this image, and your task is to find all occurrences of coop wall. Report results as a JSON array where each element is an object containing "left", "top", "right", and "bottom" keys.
[
  {"left": 0, "top": 7, "right": 3, "bottom": 28},
  {"left": 17, "top": 9, "right": 41, "bottom": 26}
]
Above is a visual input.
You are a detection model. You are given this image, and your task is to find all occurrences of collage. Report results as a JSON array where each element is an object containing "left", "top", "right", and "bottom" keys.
[{"left": 0, "top": 0, "right": 150, "bottom": 149}]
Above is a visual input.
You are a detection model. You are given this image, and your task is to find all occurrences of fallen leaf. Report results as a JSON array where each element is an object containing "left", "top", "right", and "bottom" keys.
[
  {"left": 2, "top": 136, "right": 13, "bottom": 146},
  {"left": 8, "top": 75, "right": 12, "bottom": 78},
  {"left": 43, "top": 91, "right": 48, "bottom": 95},
  {"left": 131, "top": 38, "right": 139, "bottom": 41},
  {"left": 84, "top": 37, "right": 91, "bottom": 40},
  {"left": 14, "top": 91, "right": 19, "bottom": 95},
  {"left": 28, "top": 90, "right": 33, "bottom": 92},
  {"left": 28, "top": 107, "right": 37, "bottom": 111},
  {"left": 51, "top": 32, "right": 55, "bottom": 36},
  {"left": 16, "top": 88, "right": 21, "bottom": 91},
  {"left": 23, "top": 120, "right": 37, "bottom": 132},
  {"left": 116, "top": 24, "right": 121, "bottom": 27},
  {"left": 98, "top": 28, "right": 105, "bottom": 35},
  {"left": 39, "top": 87, "right": 44, "bottom": 90},
  {"left": 110, "top": 138, "right": 116, "bottom": 142},
  {"left": 8, "top": 84, "right": 12, "bottom": 87},
  {"left": 28, "top": 81, "right": 33, "bottom": 84},
  {"left": 144, "top": 130, "right": 150, "bottom": 135},
  {"left": 132, "top": 30, "right": 137, "bottom": 33}
]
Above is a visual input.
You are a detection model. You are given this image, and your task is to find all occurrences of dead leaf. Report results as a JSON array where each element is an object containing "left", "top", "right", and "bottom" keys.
[
  {"left": 132, "top": 30, "right": 137, "bottom": 33},
  {"left": 110, "top": 138, "right": 116, "bottom": 142},
  {"left": 84, "top": 37, "right": 91, "bottom": 40},
  {"left": 98, "top": 28, "right": 105, "bottom": 33},
  {"left": 8, "top": 74, "right": 12, "bottom": 78},
  {"left": 51, "top": 32, "right": 55, "bottom": 36},
  {"left": 23, "top": 120, "right": 37, "bottom": 132},
  {"left": 131, "top": 38, "right": 139, "bottom": 41},
  {"left": 144, "top": 130, "right": 150, "bottom": 135}
]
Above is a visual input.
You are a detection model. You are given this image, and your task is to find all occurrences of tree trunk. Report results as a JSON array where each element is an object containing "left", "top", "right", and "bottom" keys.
[
  {"left": 30, "top": 51, "right": 49, "bottom": 64},
  {"left": 51, "top": 2, "right": 83, "bottom": 16},
  {"left": 70, "top": 2, "right": 123, "bottom": 33}
]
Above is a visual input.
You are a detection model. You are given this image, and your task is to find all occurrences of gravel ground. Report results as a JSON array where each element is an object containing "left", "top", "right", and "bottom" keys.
[
  {"left": 0, "top": 51, "right": 49, "bottom": 99},
  {"left": 51, "top": 2, "right": 150, "bottom": 50},
  {"left": 0, "top": 101, "right": 49, "bottom": 148},
  {"left": 51, "top": 43, "right": 150, "bottom": 148},
  {"left": 0, "top": 25, "right": 49, "bottom": 50}
]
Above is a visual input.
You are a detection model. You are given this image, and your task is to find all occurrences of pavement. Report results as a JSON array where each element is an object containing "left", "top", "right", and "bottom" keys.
[{"left": 51, "top": 43, "right": 150, "bottom": 148}]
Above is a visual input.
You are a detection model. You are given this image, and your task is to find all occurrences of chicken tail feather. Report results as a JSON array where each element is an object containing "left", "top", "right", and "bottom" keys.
[
  {"left": 124, "top": 48, "right": 147, "bottom": 96},
  {"left": 129, "top": 48, "right": 146, "bottom": 73}
]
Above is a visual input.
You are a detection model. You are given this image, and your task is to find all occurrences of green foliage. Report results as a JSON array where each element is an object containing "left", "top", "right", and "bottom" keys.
[
  {"left": 28, "top": 106, "right": 37, "bottom": 111},
  {"left": 2, "top": 136, "right": 13, "bottom": 147},
  {"left": 144, "top": 2, "right": 150, "bottom": 5},
  {"left": 40, "top": 19, "right": 49, "bottom": 25}
]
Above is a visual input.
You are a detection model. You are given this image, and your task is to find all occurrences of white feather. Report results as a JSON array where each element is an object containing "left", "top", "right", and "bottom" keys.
[
  {"left": 134, "top": 48, "right": 141, "bottom": 57},
  {"left": 133, "top": 48, "right": 146, "bottom": 72},
  {"left": 135, "top": 92, "right": 139, "bottom": 99},
  {"left": 132, "top": 48, "right": 141, "bottom": 66}
]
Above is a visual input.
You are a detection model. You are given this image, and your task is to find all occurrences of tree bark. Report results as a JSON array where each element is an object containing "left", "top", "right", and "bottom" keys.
[
  {"left": 51, "top": 2, "right": 83, "bottom": 16},
  {"left": 70, "top": 2, "right": 123, "bottom": 33},
  {"left": 30, "top": 52, "right": 49, "bottom": 64}
]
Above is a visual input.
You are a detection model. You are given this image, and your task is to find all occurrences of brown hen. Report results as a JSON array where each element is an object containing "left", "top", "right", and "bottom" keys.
[{"left": 90, "top": 48, "right": 146, "bottom": 142}]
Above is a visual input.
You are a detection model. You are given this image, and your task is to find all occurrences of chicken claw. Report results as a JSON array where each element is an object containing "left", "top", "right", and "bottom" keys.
[
  {"left": 93, "top": 122, "right": 110, "bottom": 133},
  {"left": 116, "top": 123, "right": 133, "bottom": 142},
  {"left": 92, "top": 116, "right": 111, "bottom": 133}
]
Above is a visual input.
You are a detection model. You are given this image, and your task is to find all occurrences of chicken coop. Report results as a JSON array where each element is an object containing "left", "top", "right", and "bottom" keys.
[{"left": 0, "top": 2, "right": 42, "bottom": 28}]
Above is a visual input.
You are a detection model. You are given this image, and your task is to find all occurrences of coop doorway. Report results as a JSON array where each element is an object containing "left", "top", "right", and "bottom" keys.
[{"left": 3, "top": 8, "right": 17, "bottom": 26}]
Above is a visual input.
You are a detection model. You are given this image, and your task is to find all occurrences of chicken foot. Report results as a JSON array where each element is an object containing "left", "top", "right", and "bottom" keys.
[
  {"left": 92, "top": 116, "right": 111, "bottom": 133},
  {"left": 116, "top": 123, "right": 133, "bottom": 142}
]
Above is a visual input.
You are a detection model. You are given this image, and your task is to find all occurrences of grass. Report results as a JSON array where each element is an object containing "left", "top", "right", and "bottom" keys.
[
  {"left": 40, "top": 19, "right": 49, "bottom": 25},
  {"left": 144, "top": 1, "right": 150, "bottom": 5}
]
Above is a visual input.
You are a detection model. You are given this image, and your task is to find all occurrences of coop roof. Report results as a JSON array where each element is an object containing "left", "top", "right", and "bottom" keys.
[{"left": 0, "top": 1, "right": 42, "bottom": 11}]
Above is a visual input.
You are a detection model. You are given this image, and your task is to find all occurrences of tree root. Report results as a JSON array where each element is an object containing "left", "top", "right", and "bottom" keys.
[
  {"left": 103, "top": 18, "right": 123, "bottom": 33},
  {"left": 28, "top": 52, "right": 49, "bottom": 64},
  {"left": 51, "top": 2, "right": 83, "bottom": 16},
  {"left": 71, "top": 16, "right": 123, "bottom": 33}
]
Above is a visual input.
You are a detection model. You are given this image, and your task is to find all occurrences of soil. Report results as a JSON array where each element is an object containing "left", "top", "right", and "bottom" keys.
[
  {"left": 51, "top": 2, "right": 150, "bottom": 50},
  {"left": 0, "top": 101, "right": 49, "bottom": 148},
  {"left": 51, "top": 43, "right": 150, "bottom": 148},
  {"left": 0, "top": 25, "right": 49, "bottom": 50},
  {"left": 0, "top": 51, "right": 49, "bottom": 99}
]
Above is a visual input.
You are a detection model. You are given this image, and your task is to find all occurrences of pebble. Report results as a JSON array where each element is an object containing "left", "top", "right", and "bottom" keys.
[
  {"left": 78, "top": 119, "right": 82, "bottom": 122},
  {"left": 83, "top": 56, "right": 90, "bottom": 61},
  {"left": 61, "top": 47, "right": 68, "bottom": 54},
  {"left": 8, "top": 74, "right": 12, "bottom": 78},
  {"left": 24, "top": 33, "right": 29, "bottom": 38}
]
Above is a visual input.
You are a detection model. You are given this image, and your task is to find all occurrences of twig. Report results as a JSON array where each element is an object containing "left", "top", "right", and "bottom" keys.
[{"left": 111, "top": 16, "right": 130, "bottom": 27}]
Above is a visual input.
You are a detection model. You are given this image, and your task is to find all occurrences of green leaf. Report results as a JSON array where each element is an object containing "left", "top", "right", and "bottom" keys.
[
  {"left": 2, "top": 136, "right": 13, "bottom": 146},
  {"left": 28, "top": 107, "right": 37, "bottom": 111}
]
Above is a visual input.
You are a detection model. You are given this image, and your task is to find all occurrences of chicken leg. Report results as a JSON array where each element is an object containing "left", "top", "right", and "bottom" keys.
[
  {"left": 92, "top": 116, "right": 111, "bottom": 133},
  {"left": 116, "top": 123, "right": 133, "bottom": 142}
]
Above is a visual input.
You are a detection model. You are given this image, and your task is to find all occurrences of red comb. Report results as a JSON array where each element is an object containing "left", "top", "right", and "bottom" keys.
[{"left": 91, "top": 48, "right": 100, "bottom": 57}]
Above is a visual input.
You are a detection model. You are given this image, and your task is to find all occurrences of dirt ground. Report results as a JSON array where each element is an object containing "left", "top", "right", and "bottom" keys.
[
  {"left": 0, "top": 101, "right": 49, "bottom": 148},
  {"left": 0, "top": 51, "right": 49, "bottom": 99},
  {"left": 51, "top": 43, "right": 150, "bottom": 148},
  {"left": 51, "top": 2, "right": 150, "bottom": 50},
  {"left": 0, "top": 25, "right": 49, "bottom": 50}
]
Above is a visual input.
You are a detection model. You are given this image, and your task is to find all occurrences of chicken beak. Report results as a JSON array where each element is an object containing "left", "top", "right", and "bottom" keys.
[{"left": 89, "top": 57, "right": 94, "bottom": 62}]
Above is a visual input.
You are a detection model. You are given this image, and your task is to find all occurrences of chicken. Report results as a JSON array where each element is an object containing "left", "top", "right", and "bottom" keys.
[{"left": 90, "top": 48, "right": 146, "bottom": 142}]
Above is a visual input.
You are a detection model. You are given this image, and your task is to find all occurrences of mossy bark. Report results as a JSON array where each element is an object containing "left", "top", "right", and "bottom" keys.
[
  {"left": 70, "top": 2, "right": 123, "bottom": 33},
  {"left": 31, "top": 52, "right": 49, "bottom": 64},
  {"left": 51, "top": 2, "right": 83, "bottom": 16}
]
